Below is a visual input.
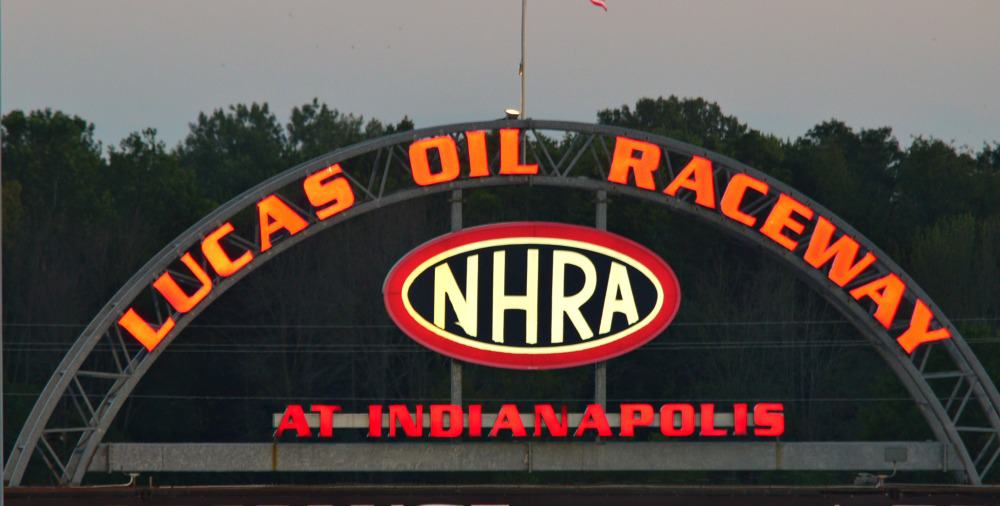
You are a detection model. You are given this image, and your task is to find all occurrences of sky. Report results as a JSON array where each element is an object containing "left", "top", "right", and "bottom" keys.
[{"left": 3, "top": 0, "right": 999, "bottom": 150}]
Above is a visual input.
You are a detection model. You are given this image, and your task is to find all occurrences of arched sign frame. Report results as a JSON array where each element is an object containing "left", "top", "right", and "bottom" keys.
[{"left": 5, "top": 119, "right": 1000, "bottom": 485}]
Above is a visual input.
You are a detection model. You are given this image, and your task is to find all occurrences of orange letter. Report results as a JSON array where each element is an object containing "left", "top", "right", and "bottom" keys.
[
  {"left": 201, "top": 222, "right": 253, "bottom": 277},
  {"left": 607, "top": 136, "right": 660, "bottom": 190},
  {"left": 619, "top": 403, "right": 654, "bottom": 437},
  {"left": 118, "top": 308, "right": 176, "bottom": 352},
  {"left": 274, "top": 405, "right": 311, "bottom": 438},
  {"left": 499, "top": 128, "right": 538, "bottom": 175},
  {"left": 760, "top": 193, "right": 814, "bottom": 251},
  {"left": 804, "top": 217, "right": 877, "bottom": 287},
  {"left": 310, "top": 404, "right": 342, "bottom": 438},
  {"left": 409, "top": 135, "right": 461, "bottom": 186},
  {"left": 849, "top": 273, "right": 906, "bottom": 329},
  {"left": 303, "top": 164, "right": 356, "bottom": 220},
  {"left": 720, "top": 173, "right": 769, "bottom": 226},
  {"left": 664, "top": 156, "right": 716, "bottom": 208},
  {"left": 152, "top": 253, "right": 212, "bottom": 313},
  {"left": 896, "top": 300, "right": 952, "bottom": 354},
  {"left": 466, "top": 130, "right": 490, "bottom": 177},
  {"left": 257, "top": 194, "right": 308, "bottom": 252}
]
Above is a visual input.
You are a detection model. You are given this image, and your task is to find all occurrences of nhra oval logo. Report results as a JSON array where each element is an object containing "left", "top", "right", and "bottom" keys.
[{"left": 383, "top": 222, "right": 681, "bottom": 369}]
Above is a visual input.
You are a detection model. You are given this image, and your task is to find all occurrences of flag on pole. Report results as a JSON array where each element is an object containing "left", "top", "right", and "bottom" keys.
[{"left": 590, "top": 0, "right": 608, "bottom": 11}]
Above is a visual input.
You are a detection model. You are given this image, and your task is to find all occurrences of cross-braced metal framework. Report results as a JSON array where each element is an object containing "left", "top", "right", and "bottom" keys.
[{"left": 5, "top": 120, "right": 1000, "bottom": 485}]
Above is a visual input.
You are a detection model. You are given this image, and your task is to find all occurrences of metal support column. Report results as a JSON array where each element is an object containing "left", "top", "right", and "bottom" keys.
[
  {"left": 450, "top": 189, "right": 463, "bottom": 406},
  {"left": 594, "top": 190, "right": 608, "bottom": 409}
]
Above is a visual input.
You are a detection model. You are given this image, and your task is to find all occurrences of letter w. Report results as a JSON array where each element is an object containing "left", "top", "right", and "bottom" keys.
[
  {"left": 434, "top": 255, "right": 478, "bottom": 336},
  {"left": 804, "top": 217, "right": 876, "bottom": 287}
]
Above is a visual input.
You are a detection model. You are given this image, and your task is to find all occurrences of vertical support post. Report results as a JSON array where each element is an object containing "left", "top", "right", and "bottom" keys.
[
  {"left": 594, "top": 190, "right": 608, "bottom": 410},
  {"left": 450, "top": 189, "right": 463, "bottom": 406},
  {"left": 519, "top": 0, "right": 526, "bottom": 119}
]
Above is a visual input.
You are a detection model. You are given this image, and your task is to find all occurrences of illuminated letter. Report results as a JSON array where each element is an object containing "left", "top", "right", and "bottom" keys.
[
  {"left": 303, "top": 163, "right": 355, "bottom": 220},
  {"left": 368, "top": 405, "right": 383, "bottom": 437},
  {"left": 663, "top": 156, "right": 716, "bottom": 208},
  {"left": 598, "top": 262, "right": 639, "bottom": 334},
  {"left": 118, "top": 309, "right": 175, "bottom": 352},
  {"left": 760, "top": 193, "right": 814, "bottom": 251},
  {"left": 849, "top": 273, "right": 905, "bottom": 329},
  {"left": 699, "top": 404, "right": 727, "bottom": 437},
  {"left": 491, "top": 249, "right": 539, "bottom": 344},
  {"left": 607, "top": 136, "right": 660, "bottom": 190},
  {"left": 274, "top": 405, "right": 311, "bottom": 438},
  {"left": 803, "top": 217, "right": 876, "bottom": 287},
  {"left": 466, "top": 130, "right": 490, "bottom": 177},
  {"left": 619, "top": 403, "right": 654, "bottom": 437},
  {"left": 310, "top": 404, "right": 342, "bottom": 438},
  {"left": 660, "top": 404, "right": 695, "bottom": 437},
  {"left": 896, "top": 300, "right": 952, "bottom": 354},
  {"left": 388, "top": 404, "right": 423, "bottom": 437},
  {"left": 201, "top": 222, "right": 253, "bottom": 277},
  {"left": 434, "top": 256, "right": 478, "bottom": 336},
  {"left": 409, "top": 135, "right": 460, "bottom": 186},
  {"left": 551, "top": 250, "right": 597, "bottom": 343},
  {"left": 468, "top": 404, "right": 483, "bottom": 437},
  {"left": 574, "top": 404, "right": 613, "bottom": 437},
  {"left": 733, "top": 403, "right": 749, "bottom": 436},
  {"left": 499, "top": 128, "right": 538, "bottom": 175},
  {"left": 430, "top": 404, "right": 464, "bottom": 438},
  {"left": 533, "top": 404, "right": 569, "bottom": 437},
  {"left": 753, "top": 403, "right": 785, "bottom": 437},
  {"left": 257, "top": 194, "right": 308, "bottom": 252},
  {"left": 489, "top": 404, "right": 527, "bottom": 437},
  {"left": 720, "top": 173, "right": 769, "bottom": 226},
  {"left": 152, "top": 253, "right": 212, "bottom": 313}
]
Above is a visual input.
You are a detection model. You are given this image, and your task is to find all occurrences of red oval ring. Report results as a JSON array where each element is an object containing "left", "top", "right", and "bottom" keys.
[{"left": 383, "top": 222, "right": 681, "bottom": 370}]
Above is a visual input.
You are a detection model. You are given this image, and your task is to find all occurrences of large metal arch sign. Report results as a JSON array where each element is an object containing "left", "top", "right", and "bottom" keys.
[{"left": 6, "top": 119, "right": 1000, "bottom": 485}]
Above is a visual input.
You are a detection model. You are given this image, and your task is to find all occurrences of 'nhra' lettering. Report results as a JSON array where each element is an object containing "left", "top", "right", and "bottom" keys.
[{"left": 383, "top": 222, "right": 682, "bottom": 369}]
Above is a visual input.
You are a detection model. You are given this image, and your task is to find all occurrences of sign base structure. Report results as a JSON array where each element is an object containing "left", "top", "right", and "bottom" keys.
[
  {"left": 7, "top": 483, "right": 1000, "bottom": 506},
  {"left": 6, "top": 120, "right": 1000, "bottom": 486}
]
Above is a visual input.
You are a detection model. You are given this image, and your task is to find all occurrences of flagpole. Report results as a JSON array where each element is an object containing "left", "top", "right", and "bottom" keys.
[{"left": 519, "top": 0, "right": 526, "bottom": 119}]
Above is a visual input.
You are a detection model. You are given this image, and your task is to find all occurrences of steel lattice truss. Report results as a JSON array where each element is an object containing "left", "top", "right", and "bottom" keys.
[{"left": 5, "top": 120, "right": 1000, "bottom": 485}]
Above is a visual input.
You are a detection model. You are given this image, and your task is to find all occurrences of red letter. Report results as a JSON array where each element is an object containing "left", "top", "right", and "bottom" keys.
[
  {"left": 410, "top": 135, "right": 461, "bottom": 186},
  {"left": 466, "top": 130, "right": 490, "bottom": 177},
  {"left": 664, "top": 156, "right": 716, "bottom": 208},
  {"left": 753, "top": 403, "right": 785, "bottom": 437},
  {"left": 533, "top": 404, "right": 569, "bottom": 437},
  {"left": 699, "top": 403, "right": 727, "bottom": 437},
  {"left": 849, "top": 273, "right": 906, "bottom": 329},
  {"left": 303, "top": 163, "right": 355, "bottom": 220},
  {"left": 368, "top": 405, "right": 383, "bottom": 438},
  {"left": 574, "top": 404, "right": 613, "bottom": 437},
  {"left": 257, "top": 194, "right": 308, "bottom": 252},
  {"left": 201, "top": 222, "right": 253, "bottom": 277},
  {"left": 607, "top": 136, "right": 660, "bottom": 190},
  {"left": 430, "top": 404, "right": 464, "bottom": 438},
  {"left": 152, "top": 253, "right": 213, "bottom": 313},
  {"left": 733, "top": 403, "right": 749, "bottom": 437},
  {"left": 619, "top": 404, "right": 654, "bottom": 437},
  {"left": 720, "top": 173, "right": 769, "bottom": 226},
  {"left": 896, "top": 299, "right": 952, "bottom": 353},
  {"left": 468, "top": 404, "right": 483, "bottom": 437},
  {"left": 489, "top": 404, "right": 527, "bottom": 437},
  {"left": 759, "top": 193, "right": 814, "bottom": 251},
  {"left": 660, "top": 404, "right": 695, "bottom": 437},
  {"left": 275, "top": 404, "right": 311, "bottom": 438},
  {"left": 310, "top": 404, "right": 341, "bottom": 438},
  {"left": 118, "top": 309, "right": 175, "bottom": 352},
  {"left": 804, "top": 217, "right": 877, "bottom": 287},
  {"left": 388, "top": 404, "right": 424, "bottom": 437},
  {"left": 499, "top": 128, "right": 538, "bottom": 175}
]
